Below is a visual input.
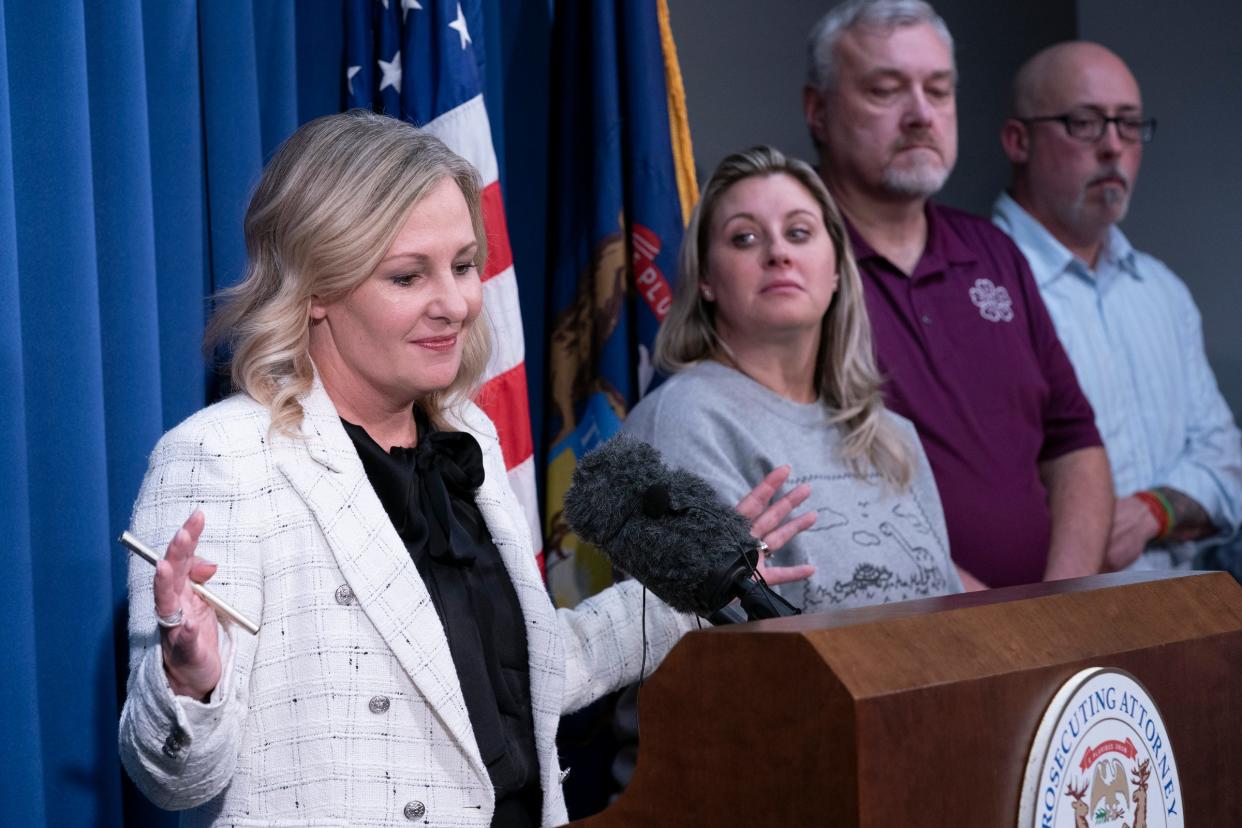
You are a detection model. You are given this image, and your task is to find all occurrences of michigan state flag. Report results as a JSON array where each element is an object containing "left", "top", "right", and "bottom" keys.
[{"left": 544, "top": 0, "right": 697, "bottom": 606}]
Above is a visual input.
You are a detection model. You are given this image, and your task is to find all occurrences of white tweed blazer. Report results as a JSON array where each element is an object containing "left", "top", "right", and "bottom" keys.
[{"left": 118, "top": 379, "right": 693, "bottom": 827}]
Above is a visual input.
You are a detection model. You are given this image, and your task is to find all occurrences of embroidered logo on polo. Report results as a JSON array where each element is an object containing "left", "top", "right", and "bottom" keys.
[{"left": 968, "top": 277, "right": 1014, "bottom": 322}]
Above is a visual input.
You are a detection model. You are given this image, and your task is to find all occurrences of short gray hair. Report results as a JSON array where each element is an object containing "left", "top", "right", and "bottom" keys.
[{"left": 806, "top": 0, "right": 954, "bottom": 92}]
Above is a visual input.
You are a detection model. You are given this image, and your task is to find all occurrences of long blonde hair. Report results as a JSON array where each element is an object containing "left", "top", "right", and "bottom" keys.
[
  {"left": 205, "top": 110, "right": 491, "bottom": 435},
  {"left": 655, "top": 145, "right": 914, "bottom": 487}
]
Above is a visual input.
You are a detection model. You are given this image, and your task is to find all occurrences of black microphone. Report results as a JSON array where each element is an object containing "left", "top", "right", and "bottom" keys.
[{"left": 563, "top": 434, "right": 799, "bottom": 622}]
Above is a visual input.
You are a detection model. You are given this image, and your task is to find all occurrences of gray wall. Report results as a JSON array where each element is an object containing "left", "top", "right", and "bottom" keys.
[{"left": 670, "top": 0, "right": 1240, "bottom": 416}]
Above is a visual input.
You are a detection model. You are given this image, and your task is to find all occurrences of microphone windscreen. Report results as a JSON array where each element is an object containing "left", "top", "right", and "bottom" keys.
[
  {"left": 563, "top": 434, "right": 667, "bottom": 547},
  {"left": 641, "top": 483, "right": 672, "bottom": 518},
  {"left": 564, "top": 434, "right": 757, "bottom": 615}
]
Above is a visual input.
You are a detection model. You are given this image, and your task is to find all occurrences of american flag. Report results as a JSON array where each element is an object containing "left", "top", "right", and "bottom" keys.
[{"left": 345, "top": 0, "right": 541, "bottom": 568}]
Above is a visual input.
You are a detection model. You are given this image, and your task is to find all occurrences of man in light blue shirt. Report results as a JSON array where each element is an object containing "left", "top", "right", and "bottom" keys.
[{"left": 993, "top": 41, "right": 1242, "bottom": 571}]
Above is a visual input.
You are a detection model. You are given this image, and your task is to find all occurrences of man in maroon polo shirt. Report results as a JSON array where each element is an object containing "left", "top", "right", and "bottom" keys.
[{"left": 802, "top": 0, "right": 1113, "bottom": 588}]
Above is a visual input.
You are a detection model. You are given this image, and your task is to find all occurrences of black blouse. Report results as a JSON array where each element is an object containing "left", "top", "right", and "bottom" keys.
[{"left": 341, "top": 409, "right": 541, "bottom": 827}]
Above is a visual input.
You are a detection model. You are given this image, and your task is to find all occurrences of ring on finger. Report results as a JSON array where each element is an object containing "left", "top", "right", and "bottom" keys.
[
  {"left": 758, "top": 541, "right": 773, "bottom": 560},
  {"left": 157, "top": 607, "right": 185, "bottom": 629}
]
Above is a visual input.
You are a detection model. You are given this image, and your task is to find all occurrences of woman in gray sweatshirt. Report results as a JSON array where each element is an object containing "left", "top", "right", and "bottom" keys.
[{"left": 624, "top": 146, "right": 964, "bottom": 612}]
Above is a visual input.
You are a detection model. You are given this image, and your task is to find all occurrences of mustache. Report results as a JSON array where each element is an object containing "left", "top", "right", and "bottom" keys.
[
  {"left": 891, "top": 136, "right": 940, "bottom": 153},
  {"left": 1088, "top": 166, "right": 1130, "bottom": 190}
]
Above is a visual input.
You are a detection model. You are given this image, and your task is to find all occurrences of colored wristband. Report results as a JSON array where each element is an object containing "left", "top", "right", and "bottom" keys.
[
  {"left": 1134, "top": 490, "right": 1174, "bottom": 540},
  {"left": 1149, "top": 489, "right": 1177, "bottom": 538}
]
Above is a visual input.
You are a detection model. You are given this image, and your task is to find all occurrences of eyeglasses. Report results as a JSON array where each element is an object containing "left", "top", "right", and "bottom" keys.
[{"left": 1019, "top": 110, "right": 1157, "bottom": 144}]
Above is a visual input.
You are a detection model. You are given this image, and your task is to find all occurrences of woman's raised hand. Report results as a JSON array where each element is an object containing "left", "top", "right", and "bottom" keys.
[
  {"left": 153, "top": 510, "right": 222, "bottom": 700},
  {"left": 735, "top": 465, "right": 817, "bottom": 586}
]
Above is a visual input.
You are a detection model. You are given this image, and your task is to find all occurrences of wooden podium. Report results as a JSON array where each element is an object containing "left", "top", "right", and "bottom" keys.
[{"left": 569, "top": 571, "right": 1242, "bottom": 826}]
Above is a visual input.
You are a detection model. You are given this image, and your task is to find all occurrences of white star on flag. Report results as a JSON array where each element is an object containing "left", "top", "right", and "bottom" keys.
[
  {"left": 402, "top": 0, "right": 423, "bottom": 22},
  {"left": 448, "top": 3, "right": 472, "bottom": 49},
  {"left": 346, "top": 65, "right": 361, "bottom": 96},
  {"left": 378, "top": 50, "right": 402, "bottom": 93}
]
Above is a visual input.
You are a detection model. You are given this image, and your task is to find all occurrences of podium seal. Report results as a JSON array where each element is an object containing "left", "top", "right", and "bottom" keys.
[{"left": 1018, "top": 667, "right": 1183, "bottom": 828}]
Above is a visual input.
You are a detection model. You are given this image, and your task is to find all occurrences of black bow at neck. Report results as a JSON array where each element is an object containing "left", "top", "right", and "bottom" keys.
[{"left": 341, "top": 407, "right": 485, "bottom": 565}]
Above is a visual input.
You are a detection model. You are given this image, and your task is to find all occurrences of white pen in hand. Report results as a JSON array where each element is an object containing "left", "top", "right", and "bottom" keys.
[{"left": 119, "top": 530, "right": 260, "bottom": 635}]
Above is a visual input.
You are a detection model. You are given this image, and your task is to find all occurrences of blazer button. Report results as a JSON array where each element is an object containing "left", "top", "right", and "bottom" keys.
[
  {"left": 161, "top": 728, "right": 185, "bottom": 758},
  {"left": 368, "top": 695, "right": 391, "bottom": 714},
  {"left": 403, "top": 800, "right": 426, "bottom": 820},
  {"left": 334, "top": 584, "right": 355, "bottom": 605}
]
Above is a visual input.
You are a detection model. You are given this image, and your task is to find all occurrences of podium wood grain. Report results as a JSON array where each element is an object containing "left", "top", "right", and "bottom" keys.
[{"left": 569, "top": 571, "right": 1242, "bottom": 826}]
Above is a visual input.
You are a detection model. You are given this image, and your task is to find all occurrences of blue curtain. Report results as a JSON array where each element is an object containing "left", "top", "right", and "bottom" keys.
[{"left": 0, "top": 1, "right": 341, "bottom": 822}]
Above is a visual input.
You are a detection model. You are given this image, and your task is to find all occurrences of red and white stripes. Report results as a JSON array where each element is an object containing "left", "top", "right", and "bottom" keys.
[{"left": 426, "top": 94, "right": 542, "bottom": 568}]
